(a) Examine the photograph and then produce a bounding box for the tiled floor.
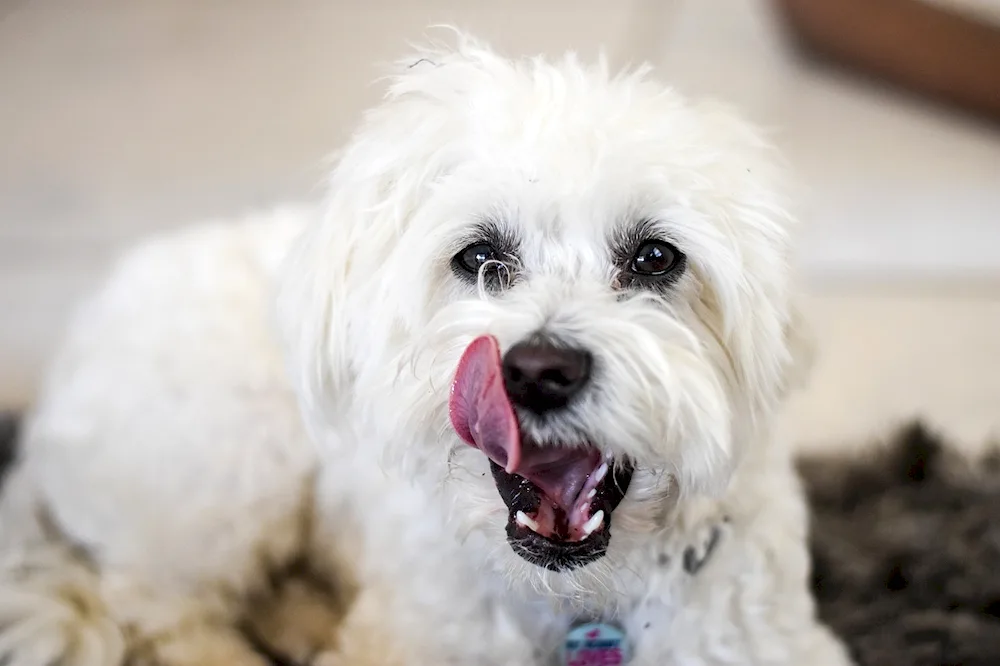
[1,0,999,450]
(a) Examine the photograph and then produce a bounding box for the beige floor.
[1,1,999,452]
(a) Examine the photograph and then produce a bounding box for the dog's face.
[280,36,799,590]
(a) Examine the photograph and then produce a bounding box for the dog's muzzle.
[449,335,634,571]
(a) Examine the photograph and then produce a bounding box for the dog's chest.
[507,597,682,666]
[499,524,727,665]
[496,565,687,665]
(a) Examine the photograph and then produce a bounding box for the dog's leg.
[304,465,539,666]
[329,584,539,666]
[0,465,125,666]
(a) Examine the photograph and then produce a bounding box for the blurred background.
[1,0,999,451]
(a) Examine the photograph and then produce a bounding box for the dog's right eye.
[454,242,500,275]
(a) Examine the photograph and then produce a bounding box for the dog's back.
[0,208,320,666]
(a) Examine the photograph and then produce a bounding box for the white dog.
[0,33,853,666]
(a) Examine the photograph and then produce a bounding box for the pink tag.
[562,621,630,666]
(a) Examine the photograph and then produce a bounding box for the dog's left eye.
[454,242,500,275]
[630,240,682,277]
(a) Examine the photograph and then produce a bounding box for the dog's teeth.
[594,462,608,483]
[516,511,540,532]
[587,488,597,500]
[582,510,604,537]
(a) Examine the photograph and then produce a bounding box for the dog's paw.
[128,626,270,666]
[242,573,345,666]
[0,559,126,666]
[309,651,341,666]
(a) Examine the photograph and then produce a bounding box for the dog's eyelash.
[613,256,687,293]
[609,220,687,292]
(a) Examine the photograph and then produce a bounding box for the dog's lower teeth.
[586,488,596,500]
[582,510,604,537]
[516,510,540,532]
[594,463,609,484]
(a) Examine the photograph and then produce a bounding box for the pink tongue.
[449,335,521,472]
[449,336,600,515]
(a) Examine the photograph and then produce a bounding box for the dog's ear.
[277,33,502,426]
[275,206,353,426]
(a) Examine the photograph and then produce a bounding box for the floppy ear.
[276,32,503,426]
[275,134,441,426]
[275,202,355,426]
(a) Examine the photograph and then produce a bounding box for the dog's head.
[280,33,803,590]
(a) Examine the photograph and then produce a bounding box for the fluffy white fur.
[0,33,852,666]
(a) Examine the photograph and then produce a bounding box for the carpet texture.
[0,412,17,490]
[802,423,1000,666]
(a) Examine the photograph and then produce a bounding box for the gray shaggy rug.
[802,423,1000,666]
[0,412,16,490]
[2,414,999,665]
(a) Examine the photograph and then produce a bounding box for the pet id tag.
[561,621,631,666]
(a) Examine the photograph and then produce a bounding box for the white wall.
[645,0,1000,285]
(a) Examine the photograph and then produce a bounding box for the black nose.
[502,340,592,414]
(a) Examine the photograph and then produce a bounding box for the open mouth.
[449,335,634,571]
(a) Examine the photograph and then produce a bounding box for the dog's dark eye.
[454,242,500,275]
[630,240,681,277]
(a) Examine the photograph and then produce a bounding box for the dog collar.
[561,620,631,665]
